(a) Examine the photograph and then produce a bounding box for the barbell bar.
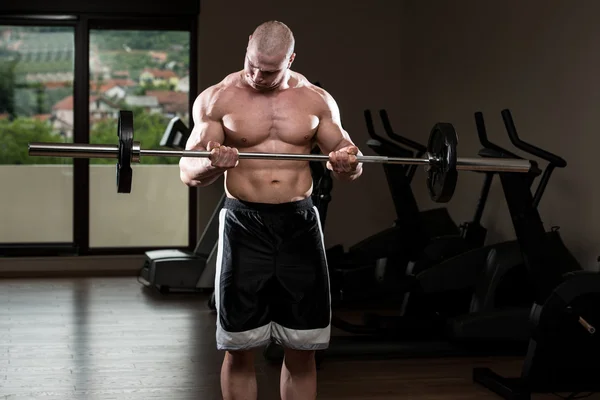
[27,110,538,202]
[27,142,532,170]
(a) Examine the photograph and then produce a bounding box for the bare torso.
[214,71,323,203]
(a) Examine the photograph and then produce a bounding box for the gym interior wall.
[395,1,600,270]
[0,0,199,16]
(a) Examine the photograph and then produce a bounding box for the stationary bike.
[472,110,600,399]
[325,110,494,307]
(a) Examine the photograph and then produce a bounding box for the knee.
[283,349,315,372]
[224,350,255,370]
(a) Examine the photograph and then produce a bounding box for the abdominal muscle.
[218,75,321,204]
[224,159,314,204]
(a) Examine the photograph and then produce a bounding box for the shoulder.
[290,71,338,113]
[192,72,242,118]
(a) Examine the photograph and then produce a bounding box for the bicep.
[185,117,225,151]
[184,90,225,151]
[316,118,353,154]
[315,93,356,154]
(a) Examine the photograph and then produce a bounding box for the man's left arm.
[314,90,363,181]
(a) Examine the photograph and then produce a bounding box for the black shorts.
[214,197,331,351]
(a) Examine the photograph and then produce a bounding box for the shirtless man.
[180,20,363,400]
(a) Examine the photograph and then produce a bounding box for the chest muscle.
[221,91,319,148]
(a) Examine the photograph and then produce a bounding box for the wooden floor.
[0,277,597,400]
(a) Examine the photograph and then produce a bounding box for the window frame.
[0,12,199,257]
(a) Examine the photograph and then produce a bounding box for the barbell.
[27,110,537,202]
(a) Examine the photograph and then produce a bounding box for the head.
[243,20,296,91]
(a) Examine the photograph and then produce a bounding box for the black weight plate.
[426,123,458,203]
[117,110,134,193]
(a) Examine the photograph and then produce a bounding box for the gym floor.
[0,277,593,400]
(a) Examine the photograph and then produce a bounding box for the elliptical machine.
[367,109,492,262]
[472,110,600,399]
[324,122,417,264]
[377,109,490,250]
[396,111,537,319]
[264,108,573,365]
[365,109,462,239]
[325,110,494,307]
[378,110,562,335]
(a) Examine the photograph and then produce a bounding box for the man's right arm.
[179,86,228,187]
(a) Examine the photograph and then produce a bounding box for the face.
[244,42,295,91]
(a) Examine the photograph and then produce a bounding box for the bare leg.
[221,350,257,400]
[280,348,317,400]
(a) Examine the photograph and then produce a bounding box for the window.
[0,25,75,244]
[88,29,191,248]
[0,12,198,256]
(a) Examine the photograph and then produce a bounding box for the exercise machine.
[378,109,489,249]
[365,109,462,240]
[368,109,491,260]
[263,108,570,364]
[383,110,560,331]
[160,116,190,149]
[324,122,416,259]
[324,109,584,364]
[139,117,221,294]
[325,110,495,307]
[369,109,463,239]
[323,129,415,304]
[397,111,537,318]
[323,116,439,305]
[471,110,600,399]
[325,111,452,264]
[306,146,334,227]
[316,79,428,268]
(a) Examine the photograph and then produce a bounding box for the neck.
[276,69,292,90]
[240,69,292,92]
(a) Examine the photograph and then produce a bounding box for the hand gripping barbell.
[27,110,537,202]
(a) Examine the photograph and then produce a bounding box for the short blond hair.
[249,20,295,58]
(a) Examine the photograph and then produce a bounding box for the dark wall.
[398,0,600,270]
[0,0,199,16]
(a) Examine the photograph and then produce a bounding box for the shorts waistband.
[223,197,314,213]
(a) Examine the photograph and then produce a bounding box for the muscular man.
[180,20,363,400]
